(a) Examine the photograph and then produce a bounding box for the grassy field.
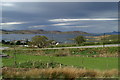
[2,47,118,58]
[102,35,118,41]
[2,47,118,70]
[2,53,118,70]
[2,47,119,78]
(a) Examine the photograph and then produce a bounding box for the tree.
[25,39,29,45]
[16,41,21,45]
[2,40,5,44]
[31,35,48,48]
[74,35,86,45]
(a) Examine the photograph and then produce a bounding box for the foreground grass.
[2,67,119,78]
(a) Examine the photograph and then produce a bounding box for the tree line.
[1,35,86,48]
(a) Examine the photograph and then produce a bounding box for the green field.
[2,54,118,70]
[1,47,119,78]
[2,47,118,70]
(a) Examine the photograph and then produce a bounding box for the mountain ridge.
[0,29,89,34]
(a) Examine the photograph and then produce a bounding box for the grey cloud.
[2,0,119,2]
[2,2,118,33]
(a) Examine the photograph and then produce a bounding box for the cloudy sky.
[1,2,118,33]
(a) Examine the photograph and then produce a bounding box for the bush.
[53,49,70,57]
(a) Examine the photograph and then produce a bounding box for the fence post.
[47,63,49,68]
[33,61,35,68]
[18,62,21,68]
[82,57,84,66]
[59,64,61,68]
[103,33,105,47]
[71,65,73,68]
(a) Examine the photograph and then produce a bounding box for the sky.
[2,0,120,2]
[1,2,118,33]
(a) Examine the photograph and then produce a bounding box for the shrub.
[53,49,70,57]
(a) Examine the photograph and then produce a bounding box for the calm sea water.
[1,33,97,43]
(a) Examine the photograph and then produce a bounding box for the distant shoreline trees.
[74,35,86,45]
[1,35,58,48]
[31,35,48,48]
[30,35,58,48]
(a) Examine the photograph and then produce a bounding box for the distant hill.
[102,35,118,41]
[0,29,89,34]
[92,31,120,36]
[104,31,120,35]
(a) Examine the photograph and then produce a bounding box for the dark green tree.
[2,40,5,44]
[16,41,21,45]
[74,35,86,45]
[31,35,48,48]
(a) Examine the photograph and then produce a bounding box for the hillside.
[101,35,119,41]
[0,29,89,34]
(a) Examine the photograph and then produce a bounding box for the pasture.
[1,47,119,78]
[2,52,118,70]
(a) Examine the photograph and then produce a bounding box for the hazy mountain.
[0,29,89,34]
